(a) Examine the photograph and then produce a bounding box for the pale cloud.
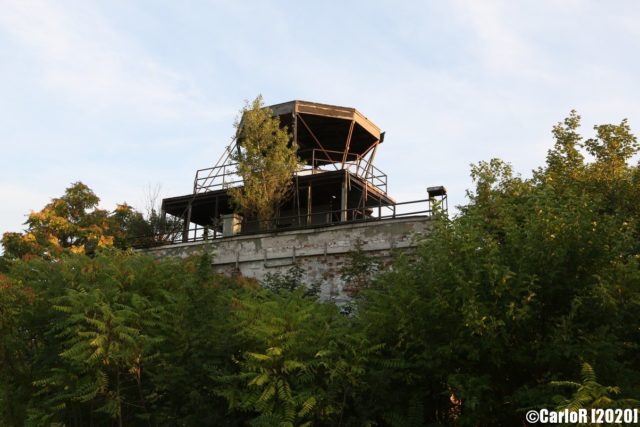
[451,0,549,79]
[0,0,231,122]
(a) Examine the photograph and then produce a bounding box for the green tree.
[3,111,640,426]
[0,250,248,426]
[263,263,320,298]
[550,362,639,413]
[340,239,382,298]
[228,96,300,229]
[356,112,640,425]
[2,182,110,259]
[1,182,162,260]
[217,287,378,426]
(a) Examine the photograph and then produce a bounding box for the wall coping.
[143,215,431,254]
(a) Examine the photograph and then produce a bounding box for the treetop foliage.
[1,111,639,425]
[1,182,167,261]
[228,95,300,227]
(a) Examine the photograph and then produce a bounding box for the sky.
[1,0,640,236]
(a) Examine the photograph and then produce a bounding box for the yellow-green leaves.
[228,95,300,228]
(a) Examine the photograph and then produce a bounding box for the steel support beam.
[297,113,339,171]
[341,120,356,169]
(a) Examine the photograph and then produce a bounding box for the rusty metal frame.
[194,138,237,193]
[296,113,340,171]
[179,101,392,242]
[341,120,356,168]
[364,143,378,180]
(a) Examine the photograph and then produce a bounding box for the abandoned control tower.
[149,100,446,301]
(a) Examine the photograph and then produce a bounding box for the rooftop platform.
[164,169,395,227]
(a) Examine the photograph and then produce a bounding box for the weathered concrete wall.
[145,217,431,302]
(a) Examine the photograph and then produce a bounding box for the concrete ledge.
[144,216,431,264]
[144,216,431,301]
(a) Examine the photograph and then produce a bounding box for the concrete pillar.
[221,213,243,237]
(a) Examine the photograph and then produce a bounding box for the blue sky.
[2,0,640,235]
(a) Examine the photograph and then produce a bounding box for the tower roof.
[265,100,383,164]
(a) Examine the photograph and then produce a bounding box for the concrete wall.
[145,216,431,302]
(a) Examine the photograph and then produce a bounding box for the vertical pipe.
[182,203,192,243]
[214,196,219,239]
[295,176,301,225]
[306,185,312,225]
[293,110,298,149]
[341,170,348,222]
[160,209,167,242]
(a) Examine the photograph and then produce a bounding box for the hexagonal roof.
[266,100,383,164]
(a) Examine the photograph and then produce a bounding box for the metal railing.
[136,198,434,248]
[193,149,388,195]
[194,162,242,193]
[301,148,387,194]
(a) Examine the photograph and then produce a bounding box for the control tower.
[160,100,428,241]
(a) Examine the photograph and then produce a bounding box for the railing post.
[340,171,348,222]
[182,203,192,243]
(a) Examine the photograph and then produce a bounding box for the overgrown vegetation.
[228,95,300,229]
[1,111,640,425]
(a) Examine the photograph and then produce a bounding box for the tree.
[340,239,382,298]
[2,182,112,259]
[216,286,377,426]
[1,182,161,260]
[3,111,640,426]
[355,112,640,425]
[0,250,247,426]
[135,183,184,247]
[228,96,300,229]
[263,263,321,298]
[550,362,639,412]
